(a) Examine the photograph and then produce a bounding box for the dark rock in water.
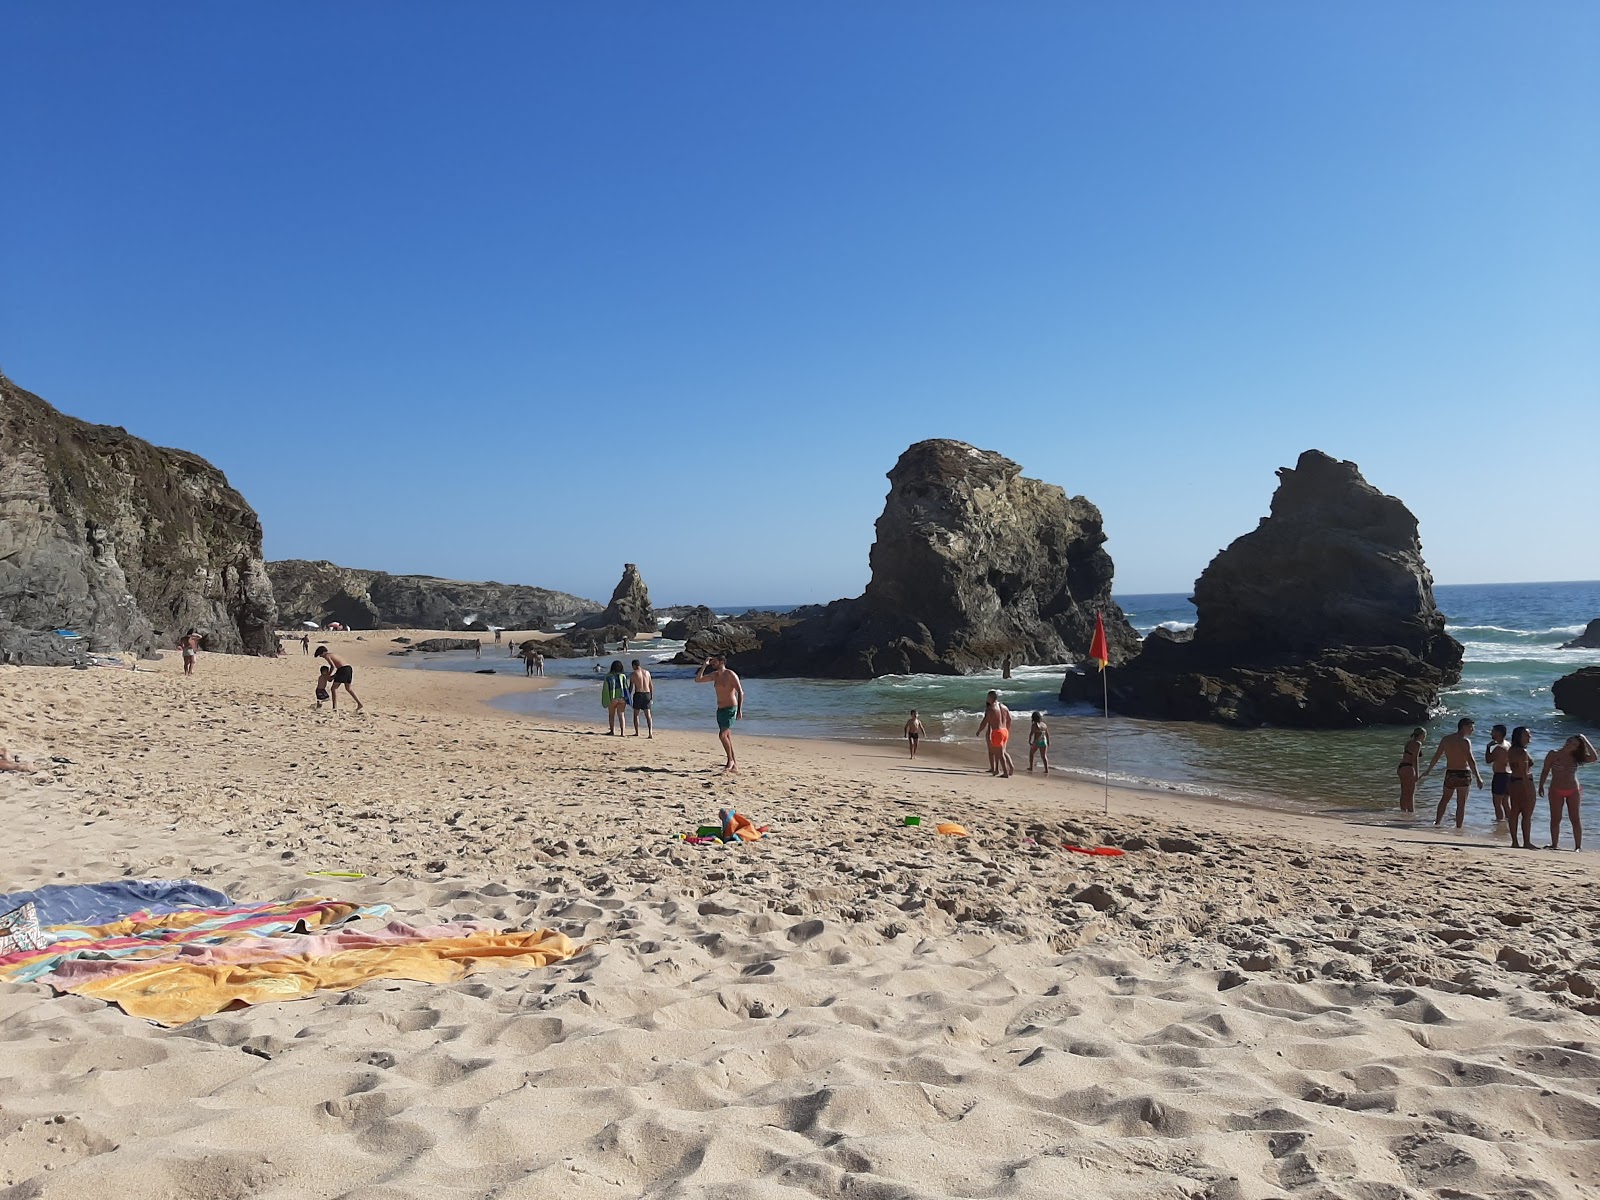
[669,618,799,665]
[0,371,277,661]
[409,638,482,653]
[1552,668,1600,726]
[268,560,598,631]
[735,440,1139,678]
[1064,450,1464,728]
[1560,619,1600,651]
[662,606,719,641]
[570,564,653,635]
[475,668,496,674]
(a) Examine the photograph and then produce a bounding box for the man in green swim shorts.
[694,654,745,773]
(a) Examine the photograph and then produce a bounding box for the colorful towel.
[64,928,579,1025]
[0,903,42,955]
[0,880,232,927]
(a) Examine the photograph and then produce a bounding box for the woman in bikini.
[1027,712,1050,774]
[1507,727,1537,849]
[1397,727,1425,813]
[1538,733,1596,851]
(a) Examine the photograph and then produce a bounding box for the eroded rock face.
[1560,620,1600,651]
[1065,450,1464,727]
[267,560,599,630]
[572,564,653,635]
[661,606,719,642]
[737,440,1140,678]
[1552,668,1600,727]
[0,372,277,659]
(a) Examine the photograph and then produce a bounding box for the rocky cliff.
[1552,668,1600,727]
[1064,450,1464,727]
[0,371,277,661]
[266,560,599,630]
[737,440,1140,678]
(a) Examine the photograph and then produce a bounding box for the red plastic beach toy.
[1062,844,1126,857]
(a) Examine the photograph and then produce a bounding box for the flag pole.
[1101,660,1110,817]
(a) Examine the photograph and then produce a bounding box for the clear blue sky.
[4,3,1596,604]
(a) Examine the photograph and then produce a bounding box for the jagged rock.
[409,638,481,653]
[1065,450,1464,728]
[0,371,277,660]
[1560,619,1600,650]
[1552,668,1600,727]
[733,440,1139,678]
[669,618,799,666]
[570,564,653,635]
[267,560,598,631]
[662,606,719,641]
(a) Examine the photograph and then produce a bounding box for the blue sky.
[4,3,1596,604]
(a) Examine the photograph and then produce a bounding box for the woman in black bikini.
[1507,726,1536,849]
[1397,727,1425,813]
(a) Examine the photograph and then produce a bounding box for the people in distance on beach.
[1484,724,1512,824]
[1396,727,1425,813]
[301,633,311,654]
[494,628,501,643]
[1539,733,1596,851]
[315,664,333,709]
[0,746,35,773]
[629,659,654,738]
[694,653,744,773]
[1002,654,1013,680]
[601,660,630,735]
[178,630,201,675]
[1028,712,1050,774]
[1423,716,1480,828]
[520,643,537,676]
[313,646,365,713]
[904,710,924,758]
[534,650,544,677]
[976,691,1014,778]
[1506,726,1537,849]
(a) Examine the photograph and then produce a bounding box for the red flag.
[1088,611,1109,671]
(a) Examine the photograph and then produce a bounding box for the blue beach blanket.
[0,880,233,927]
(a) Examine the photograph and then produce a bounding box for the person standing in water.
[1539,733,1596,851]
[1396,727,1426,813]
[1423,716,1481,828]
[629,659,654,738]
[1506,726,1538,849]
[694,654,744,772]
[313,646,364,713]
[601,660,630,735]
[976,691,1013,778]
[904,710,924,758]
[1485,724,1512,825]
[1027,712,1050,774]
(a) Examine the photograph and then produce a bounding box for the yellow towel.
[68,928,578,1026]
[935,822,968,836]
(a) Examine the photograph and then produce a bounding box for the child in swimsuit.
[904,710,924,759]
[1028,712,1050,774]
[315,665,332,709]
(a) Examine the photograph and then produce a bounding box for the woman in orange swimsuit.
[1539,733,1596,851]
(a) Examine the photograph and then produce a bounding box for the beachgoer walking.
[904,710,924,758]
[1423,716,1480,827]
[315,665,333,709]
[313,646,364,713]
[629,659,654,738]
[301,634,310,654]
[1028,712,1050,773]
[602,660,630,734]
[1397,727,1425,813]
[1485,724,1512,824]
[1539,733,1596,851]
[976,691,1013,778]
[693,654,744,773]
[178,631,201,676]
[1507,726,1537,848]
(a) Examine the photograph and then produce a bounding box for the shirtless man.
[1423,716,1481,828]
[1539,733,1596,851]
[313,646,365,713]
[1485,724,1512,824]
[521,644,538,676]
[178,631,201,676]
[629,659,655,738]
[301,634,311,655]
[904,710,924,759]
[976,691,1014,778]
[693,654,743,772]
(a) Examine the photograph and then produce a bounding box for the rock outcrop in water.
[1552,668,1600,727]
[661,605,719,642]
[1560,620,1600,651]
[0,371,277,661]
[1063,450,1463,727]
[267,560,599,630]
[736,440,1140,678]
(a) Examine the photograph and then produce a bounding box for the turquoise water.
[408,582,1600,833]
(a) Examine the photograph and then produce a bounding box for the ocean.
[408,581,1600,834]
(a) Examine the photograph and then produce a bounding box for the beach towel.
[65,927,579,1025]
[0,903,42,955]
[0,880,232,927]
[601,672,629,707]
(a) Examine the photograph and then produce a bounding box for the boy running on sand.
[1423,716,1480,828]
[904,711,924,758]
[1027,712,1050,773]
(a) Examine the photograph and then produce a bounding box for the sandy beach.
[3,635,1598,1199]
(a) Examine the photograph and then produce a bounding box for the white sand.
[1,634,1597,1198]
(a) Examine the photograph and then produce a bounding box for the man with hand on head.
[694,654,744,773]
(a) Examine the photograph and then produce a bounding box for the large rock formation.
[0,371,277,661]
[661,605,719,641]
[1064,450,1464,727]
[1552,668,1600,727]
[569,564,653,637]
[267,560,599,630]
[736,440,1140,678]
[1560,620,1600,651]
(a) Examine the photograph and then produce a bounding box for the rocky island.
[1064,450,1464,727]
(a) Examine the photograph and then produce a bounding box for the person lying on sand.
[0,746,36,773]
[1539,733,1596,851]
[1423,716,1480,828]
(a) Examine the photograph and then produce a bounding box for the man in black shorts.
[628,659,654,738]
[313,646,365,713]
[1423,716,1481,827]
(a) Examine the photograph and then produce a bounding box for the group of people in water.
[1399,717,1595,849]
